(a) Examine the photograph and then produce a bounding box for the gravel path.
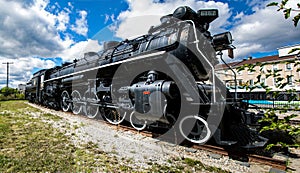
[27,103,299,172]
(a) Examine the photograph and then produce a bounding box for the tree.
[0,87,16,96]
[267,0,300,27]
[0,87,24,100]
[236,60,300,150]
[251,1,300,150]
[267,0,300,55]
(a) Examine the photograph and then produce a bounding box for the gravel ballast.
[27,102,300,172]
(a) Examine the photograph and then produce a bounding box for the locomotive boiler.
[25,6,267,148]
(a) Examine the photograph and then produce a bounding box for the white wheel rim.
[61,90,71,112]
[71,90,82,115]
[179,115,211,144]
[130,111,147,131]
[85,92,99,118]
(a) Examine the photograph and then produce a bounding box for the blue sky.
[51,0,255,40]
[0,0,299,88]
[46,0,259,44]
[46,0,128,41]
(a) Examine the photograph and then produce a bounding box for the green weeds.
[0,101,227,172]
[0,101,133,172]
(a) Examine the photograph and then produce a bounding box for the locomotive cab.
[25,69,47,104]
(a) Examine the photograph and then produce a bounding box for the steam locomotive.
[25,6,267,148]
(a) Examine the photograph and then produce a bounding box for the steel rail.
[192,144,287,170]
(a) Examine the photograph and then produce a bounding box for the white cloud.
[71,10,88,36]
[56,10,70,31]
[0,0,94,88]
[0,38,103,88]
[2,0,300,88]
[233,12,245,21]
[246,0,268,8]
[110,14,116,22]
[68,2,74,10]
[0,0,91,60]
[231,0,300,59]
[104,13,116,24]
[58,39,103,62]
[0,0,75,58]
[116,0,300,61]
[115,15,161,39]
[0,57,56,88]
[104,14,110,24]
[114,0,231,39]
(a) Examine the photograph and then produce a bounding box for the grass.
[0,101,228,172]
[42,113,63,121]
[148,157,230,173]
[0,101,133,172]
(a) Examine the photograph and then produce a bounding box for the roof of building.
[277,43,300,49]
[216,54,298,70]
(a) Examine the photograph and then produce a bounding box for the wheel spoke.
[102,108,126,125]
[84,91,99,118]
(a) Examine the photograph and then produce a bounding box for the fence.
[244,99,300,110]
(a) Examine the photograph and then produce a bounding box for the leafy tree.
[267,0,300,55]
[236,60,300,150]
[267,0,300,27]
[0,87,16,96]
[0,87,24,100]
[243,1,300,150]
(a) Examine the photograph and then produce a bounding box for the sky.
[0,0,299,88]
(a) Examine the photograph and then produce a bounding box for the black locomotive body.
[25,6,267,148]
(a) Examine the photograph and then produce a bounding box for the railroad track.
[117,125,287,170]
[112,122,288,170]
[193,145,287,171]
[92,113,288,171]
[28,102,288,171]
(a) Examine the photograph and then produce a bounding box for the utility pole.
[2,62,13,88]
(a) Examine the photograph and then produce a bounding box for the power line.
[2,62,14,88]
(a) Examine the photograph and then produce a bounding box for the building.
[216,44,300,91]
[18,84,26,94]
